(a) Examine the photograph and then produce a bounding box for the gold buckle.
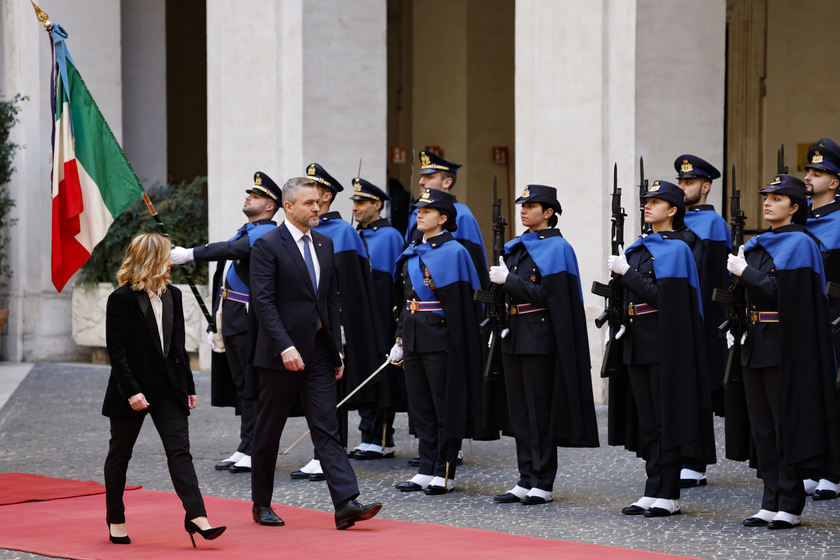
[750,312,758,324]
[510,307,518,315]
[409,300,418,314]
[222,289,229,300]
[628,303,636,316]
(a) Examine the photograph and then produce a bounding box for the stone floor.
[1,362,840,559]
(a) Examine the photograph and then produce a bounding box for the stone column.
[207,0,387,245]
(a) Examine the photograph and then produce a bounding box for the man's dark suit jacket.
[250,221,342,369]
[102,285,195,420]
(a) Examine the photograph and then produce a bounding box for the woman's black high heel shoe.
[107,523,131,544]
[184,520,226,547]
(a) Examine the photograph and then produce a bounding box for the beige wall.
[764,0,840,181]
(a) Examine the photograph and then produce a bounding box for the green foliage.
[0,94,25,290]
[78,176,209,288]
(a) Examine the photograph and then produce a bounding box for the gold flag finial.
[30,1,51,29]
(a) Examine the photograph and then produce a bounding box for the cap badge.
[255,173,262,186]
[813,151,824,164]
[420,190,432,200]
[649,180,661,192]
[521,186,530,198]
[680,159,694,173]
[420,152,431,166]
[770,176,782,186]
[354,179,362,192]
[307,164,316,176]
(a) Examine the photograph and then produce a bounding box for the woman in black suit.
[104,233,225,546]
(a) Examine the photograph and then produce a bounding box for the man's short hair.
[441,171,457,188]
[282,177,318,205]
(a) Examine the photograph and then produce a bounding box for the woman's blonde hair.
[116,233,173,293]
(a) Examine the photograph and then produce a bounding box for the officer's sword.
[283,357,395,454]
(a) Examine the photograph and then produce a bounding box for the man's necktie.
[302,235,318,291]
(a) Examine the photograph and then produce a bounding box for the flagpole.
[33,1,216,332]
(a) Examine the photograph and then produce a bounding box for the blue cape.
[397,235,481,292]
[315,212,367,257]
[744,228,825,281]
[625,233,703,312]
[360,224,404,280]
[684,208,732,247]
[225,222,276,295]
[504,230,583,301]
[806,210,840,253]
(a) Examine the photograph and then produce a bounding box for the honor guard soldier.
[170,172,280,474]
[349,177,406,460]
[674,155,730,488]
[288,164,386,481]
[606,180,716,518]
[801,139,840,501]
[406,150,489,287]
[390,189,488,494]
[726,174,840,529]
[489,185,599,505]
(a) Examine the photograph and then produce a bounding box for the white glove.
[604,327,610,347]
[489,256,509,285]
[207,331,224,353]
[388,342,404,364]
[741,331,747,345]
[607,246,630,275]
[501,328,509,339]
[170,246,194,265]
[727,246,747,277]
[341,325,346,347]
[725,331,734,349]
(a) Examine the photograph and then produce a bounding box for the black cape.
[503,229,599,447]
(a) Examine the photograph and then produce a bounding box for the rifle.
[473,176,507,379]
[711,165,747,387]
[639,157,652,236]
[777,144,788,175]
[591,164,626,378]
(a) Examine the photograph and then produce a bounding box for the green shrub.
[0,95,24,290]
[78,176,209,288]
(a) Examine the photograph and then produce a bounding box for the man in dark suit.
[249,176,382,530]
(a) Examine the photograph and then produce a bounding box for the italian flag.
[50,28,144,292]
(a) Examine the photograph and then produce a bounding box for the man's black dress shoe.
[813,489,838,501]
[290,470,309,479]
[407,456,420,467]
[621,505,646,515]
[493,492,521,503]
[521,496,549,505]
[423,484,452,495]
[229,465,251,473]
[252,504,285,526]
[767,520,799,530]
[215,460,235,471]
[395,481,424,492]
[644,507,680,517]
[356,450,395,460]
[309,472,326,481]
[347,449,361,459]
[742,517,769,527]
[679,478,707,488]
[335,500,382,530]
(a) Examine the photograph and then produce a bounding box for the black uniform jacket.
[250,222,342,371]
[195,218,276,407]
[734,224,840,475]
[103,285,195,421]
[316,212,386,409]
[501,229,599,447]
[609,232,716,465]
[395,232,497,440]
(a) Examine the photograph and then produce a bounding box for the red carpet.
[0,476,699,560]
[0,472,139,505]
